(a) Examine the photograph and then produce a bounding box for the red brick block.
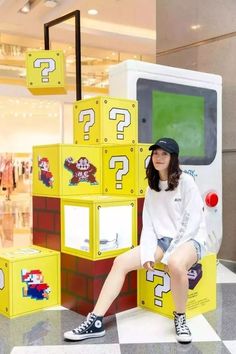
[33,212,38,229]
[61,253,77,271]
[106,301,118,316]
[117,293,137,313]
[120,276,129,293]
[62,255,137,316]
[87,277,104,301]
[61,291,77,312]
[77,298,93,316]
[129,271,137,291]
[77,257,113,276]
[77,258,94,276]
[33,196,46,209]
[54,214,60,233]
[33,230,47,247]
[38,211,55,231]
[61,269,68,290]
[94,258,113,276]
[46,197,60,210]
[47,233,60,251]
[67,273,87,297]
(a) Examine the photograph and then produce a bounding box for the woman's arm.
[162,175,204,264]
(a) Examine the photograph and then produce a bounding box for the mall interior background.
[0,0,235,262]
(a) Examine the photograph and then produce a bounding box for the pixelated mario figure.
[64,156,98,185]
[21,269,51,300]
[38,156,54,187]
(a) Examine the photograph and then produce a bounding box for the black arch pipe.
[44,10,81,100]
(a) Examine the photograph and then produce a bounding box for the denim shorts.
[157,237,203,262]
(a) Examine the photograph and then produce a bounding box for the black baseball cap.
[149,137,179,155]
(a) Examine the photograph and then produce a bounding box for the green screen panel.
[137,78,217,165]
[152,90,205,157]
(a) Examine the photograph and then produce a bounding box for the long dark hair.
[146,151,182,192]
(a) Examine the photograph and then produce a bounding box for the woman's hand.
[143,261,154,271]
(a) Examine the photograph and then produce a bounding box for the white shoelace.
[73,313,95,334]
[174,314,191,335]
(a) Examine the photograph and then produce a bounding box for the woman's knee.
[112,247,141,273]
[113,254,123,268]
[112,253,130,274]
[168,257,187,277]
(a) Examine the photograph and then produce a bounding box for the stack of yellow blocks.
[33,96,151,261]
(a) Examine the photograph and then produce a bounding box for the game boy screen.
[137,78,217,165]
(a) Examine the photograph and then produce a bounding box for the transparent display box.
[61,195,137,260]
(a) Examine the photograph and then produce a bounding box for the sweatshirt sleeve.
[161,175,204,265]
[140,188,158,267]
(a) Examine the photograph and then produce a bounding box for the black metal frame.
[44,10,81,100]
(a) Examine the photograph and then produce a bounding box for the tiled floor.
[0,194,236,353]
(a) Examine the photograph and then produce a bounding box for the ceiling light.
[88,9,98,15]
[44,0,58,8]
[19,2,31,14]
[191,24,201,30]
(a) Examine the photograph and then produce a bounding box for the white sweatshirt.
[140,172,208,266]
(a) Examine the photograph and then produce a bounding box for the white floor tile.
[44,305,68,311]
[10,344,121,354]
[217,263,236,283]
[116,307,221,344]
[223,340,236,354]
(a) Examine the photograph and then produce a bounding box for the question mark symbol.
[0,269,4,290]
[145,155,151,169]
[78,109,95,140]
[109,108,131,139]
[109,156,129,189]
[146,269,170,306]
[34,58,56,83]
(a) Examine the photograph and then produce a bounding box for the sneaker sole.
[176,335,192,344]
[64,330,106,341]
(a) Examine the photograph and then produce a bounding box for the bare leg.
[93,246,142,316]
[167,241,198,313]
[64,245,164,341]
[93,245,164,316]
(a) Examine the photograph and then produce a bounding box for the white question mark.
[78,109,95,140]
[0,269,4,290]
[145,155,151,169]
[146,269,170,306]
[34,58,56,83]
[109,156,129,189]
[109,108,131,139]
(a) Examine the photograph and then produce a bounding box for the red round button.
[205,192,218,207]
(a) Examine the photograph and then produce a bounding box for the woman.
[64,137,208,344]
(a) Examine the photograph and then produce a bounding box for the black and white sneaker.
[64,313,105,341]
[173,311,192,344]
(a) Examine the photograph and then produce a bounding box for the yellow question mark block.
[73,96,138,145]
[32,143,102,197]
[138,253,216,319]
[103,144,150,196]
[0,245,60,318]
[26,50,66,95]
